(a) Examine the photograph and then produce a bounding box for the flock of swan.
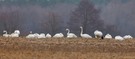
[2,26,133,41]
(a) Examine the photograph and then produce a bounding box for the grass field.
[0,37,135,59]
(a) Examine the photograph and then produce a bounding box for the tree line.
[0,0,119,36]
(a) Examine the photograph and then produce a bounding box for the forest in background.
[0,0,135,37]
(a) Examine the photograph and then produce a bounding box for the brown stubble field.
[0,37,135,59]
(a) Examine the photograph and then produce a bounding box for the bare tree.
[42,12,63,35]
[0,10,21,33]
[104,25,120,36]
[68,0,104,35]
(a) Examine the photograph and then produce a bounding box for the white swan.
[10,30,20,37]
[66,29,77,38]
[3,30,9,37]
[80,26,92,38]
[60,33,64,37]
[53,33,64,38]
[123,35,133,39]
[94,30,103,39]
[104,34,112,39]
[26,31,35,38]
[46,33,52,38]
[14,30,20,35]
[115,36,124,41]
[33,33,40,38]
[38,33,46,39]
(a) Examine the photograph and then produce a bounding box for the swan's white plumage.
[46,33,52,38]
[38,33,46,39]
[115,36,124,41]
[104,34,112,39]
[26,34,35,38]
[94,30,103,38]
[66,29,77,38]
[53,33,64,38]
[10,33,19,37]
[3,30,9,37]
[80,26,92,38]
[14,30,20,34]
[123,35,133,39]
[26,31,35,38]
[9,30,20,37]
[33,33,40,38]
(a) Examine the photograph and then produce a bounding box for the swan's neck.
[80,28,83,35]
[67,29,70,34]
[4,31,8,34]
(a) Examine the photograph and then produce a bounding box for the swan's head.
[80,26,82,28]
[14,30,20,34]
[3,30,7,33]
[66,29,69,31]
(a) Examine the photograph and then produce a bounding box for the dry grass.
[0,37,135,59]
